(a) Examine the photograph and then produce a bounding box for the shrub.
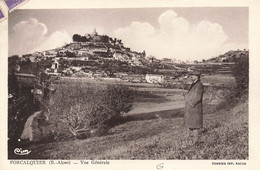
[232,55,249,97]
[52,83,134,138]
[104,84,134,118]
[214,54,249,111]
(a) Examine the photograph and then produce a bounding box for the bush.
[104,84,135,117]
[232,55,249,97]
[51,83,134,139]
[214,54,249,111]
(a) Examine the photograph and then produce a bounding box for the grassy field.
[15,97,248,159]
[9,73,248,160]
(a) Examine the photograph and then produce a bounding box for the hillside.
[206,50,249,63]
[10,30,249,80]
[20,29,147,68]
[10,94,248,160]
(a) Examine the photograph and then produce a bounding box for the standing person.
[184,71,205,143]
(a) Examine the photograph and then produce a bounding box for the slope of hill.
[21,30,147,66]
[207,50,249,63]
[12,97,248,160]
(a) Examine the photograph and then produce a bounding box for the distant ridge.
[206,49,249,63]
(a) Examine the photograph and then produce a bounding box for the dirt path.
[129,100,185,115]
[129,94,185,115]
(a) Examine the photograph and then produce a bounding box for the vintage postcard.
[1,0,260,170]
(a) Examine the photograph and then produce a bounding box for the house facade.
[145,74,165,84]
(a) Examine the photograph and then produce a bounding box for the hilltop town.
[9,28,249,86]
[20,29,147,72]
[9,29,182,83]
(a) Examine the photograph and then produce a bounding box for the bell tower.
[92,28,97,36]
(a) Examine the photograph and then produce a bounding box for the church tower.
[92,28,97,36]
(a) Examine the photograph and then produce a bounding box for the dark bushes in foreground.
[232,54,249,97]
[51,83,134,139]
[215,54,248,111]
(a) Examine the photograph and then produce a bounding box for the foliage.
[8,55,20,73]
[65,51,76,58]
[8,94,40,142]
[72,34,88,42]
[214,53,249,111]
[104,84,135,118]
[19,100,248,159]
[19,59,39,75]
[8,71,19,95]
[51,83,134,138]
[37,58,52,70]
[232,55,249,97]
[8,55,41,75]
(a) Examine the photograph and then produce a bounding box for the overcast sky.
[8,8,248,61]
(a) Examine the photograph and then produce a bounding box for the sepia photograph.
[6,7,250,160]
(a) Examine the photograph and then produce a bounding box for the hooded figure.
[184,71,204,130]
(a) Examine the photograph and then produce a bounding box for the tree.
[80,36,87,42]
[232,54,249,97]
[101,60,119,77]
[72,34,81,42]
[65,51,76,58]
[59,84,134,138]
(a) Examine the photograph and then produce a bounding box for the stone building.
[145,74,165,84]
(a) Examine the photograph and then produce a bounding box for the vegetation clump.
[51,83,134,139]
[232,54,249,97]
